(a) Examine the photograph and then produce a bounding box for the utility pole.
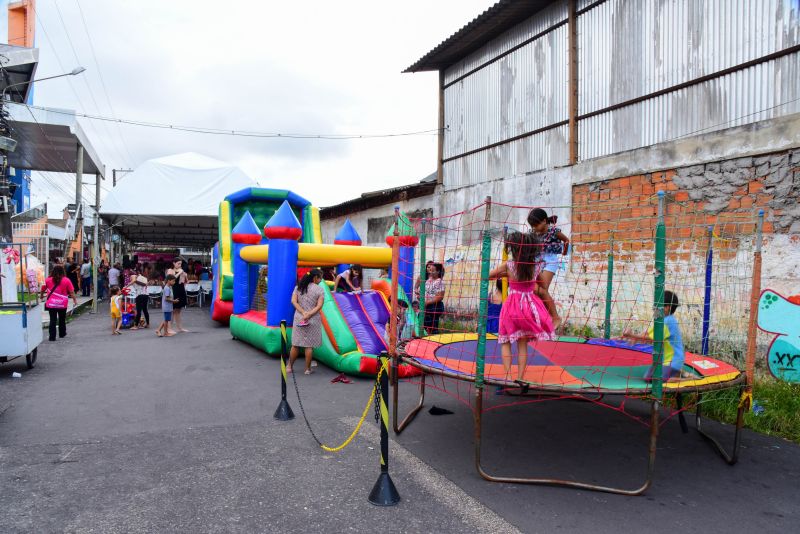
[92,172,102,312]
[75,144,84,263]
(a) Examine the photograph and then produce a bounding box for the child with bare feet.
[527,208,570,331]
[156,275,178,337]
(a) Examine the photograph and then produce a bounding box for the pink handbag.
[45,285,69,309]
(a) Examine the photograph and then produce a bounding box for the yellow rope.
[320,364,385,452]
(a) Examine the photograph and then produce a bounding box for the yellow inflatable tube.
[239,243,392,268]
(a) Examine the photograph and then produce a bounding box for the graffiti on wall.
[758,290,800,383]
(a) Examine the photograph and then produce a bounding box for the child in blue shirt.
[625,290,685,381]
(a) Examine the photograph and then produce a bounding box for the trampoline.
[394,333,747,495]
[402,333,743,394]
[383,195,761,495]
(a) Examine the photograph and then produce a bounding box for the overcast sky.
[25,0,496,214]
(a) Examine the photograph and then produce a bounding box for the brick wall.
[572,147,800,260]
[561,148,800,349]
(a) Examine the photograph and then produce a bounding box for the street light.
[0,66,87,247]
[1,66,87,102]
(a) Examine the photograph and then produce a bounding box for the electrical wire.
[73,0,137,166]
[20,103,442,139]
[51,0,132,168]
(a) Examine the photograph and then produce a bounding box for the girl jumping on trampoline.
[527,208,570,331]
[490,232,555,392]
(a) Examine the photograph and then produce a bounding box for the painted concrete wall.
[320,194,435,247]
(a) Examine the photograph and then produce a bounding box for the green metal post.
[604,238,614,339]
[475,198,492,389]
[418,220,427,329]
[651,191,667,399]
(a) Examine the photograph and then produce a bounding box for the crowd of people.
[40,256,211,342]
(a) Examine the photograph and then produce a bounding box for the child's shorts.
[111,312,121,319]
[164,311,173,321]
[541,253,561,274]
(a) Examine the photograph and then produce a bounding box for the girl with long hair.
[489,232,554,392]
[289,269,325,374]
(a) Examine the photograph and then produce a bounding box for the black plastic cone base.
[273,399,295,421]
[368,472,401,506]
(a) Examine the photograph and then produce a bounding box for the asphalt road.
[1,308,797,533]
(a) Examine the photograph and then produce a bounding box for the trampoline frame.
[393,354,746,495]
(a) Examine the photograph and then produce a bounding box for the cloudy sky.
[22,0,496,213]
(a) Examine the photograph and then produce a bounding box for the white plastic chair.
[185,282,201,307]
[147,285,163,308]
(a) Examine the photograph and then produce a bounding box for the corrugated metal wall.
[442,0,800,190]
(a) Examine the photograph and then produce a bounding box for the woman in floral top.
[421,262,446,335]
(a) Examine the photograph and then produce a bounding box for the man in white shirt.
[108,263,121,288]
[80,259,92,297]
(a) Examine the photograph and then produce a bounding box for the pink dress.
[497,261,554,344]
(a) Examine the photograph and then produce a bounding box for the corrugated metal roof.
[403,0,557,73]
[319,173,437,220]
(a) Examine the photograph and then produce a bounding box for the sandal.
[515,380,530,395]
[304,369,313,375]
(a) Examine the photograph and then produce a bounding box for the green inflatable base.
[229,314,376,377]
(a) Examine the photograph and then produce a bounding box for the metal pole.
[75,144,84,263]
[651,191,666,399]
[112,169,116,187]
[744,211,764,390]
[436,70,445,184]
[604,237,614,339]
[274,320,295,420]
[501,225,508,301]
[567,0,578,165]
[92,173,100,312]
[701,226,713,355]
[475,196,492,390]
[368,353,400,506]
[418,220,427,332]
[389,207,401,385]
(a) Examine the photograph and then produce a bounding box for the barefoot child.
[156,275,178,337]
[489,232,555,392]
[623,290,685,381]
[527,208,570,331]
[110,286,122,335]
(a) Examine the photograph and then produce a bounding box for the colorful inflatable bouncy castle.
[211,188,420,376]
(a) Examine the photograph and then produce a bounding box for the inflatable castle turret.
[264,201,303,327]
[334,219,362,275]
[231,211,262,315]
[385,209,418,299]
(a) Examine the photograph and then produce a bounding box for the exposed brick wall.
[572,148,800,259]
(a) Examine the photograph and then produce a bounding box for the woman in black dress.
[167,257,189,333]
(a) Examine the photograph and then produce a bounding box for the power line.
[22,104,442,140]
[48,1,133,168]
[73,0,137,166]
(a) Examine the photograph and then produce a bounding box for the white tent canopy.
[100,152,258,248]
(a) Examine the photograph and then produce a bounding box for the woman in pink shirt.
[40,264,79,342]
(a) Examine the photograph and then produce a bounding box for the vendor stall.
[0,243,42,369]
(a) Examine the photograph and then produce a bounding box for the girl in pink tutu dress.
[489,231,555,390]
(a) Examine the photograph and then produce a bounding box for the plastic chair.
[147,285,163,308]
[185,282,201,307]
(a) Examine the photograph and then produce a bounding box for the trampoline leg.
[393,373,425,435]
[676,394,689,434]
[695,390,744,465]
[474,389,659,496]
